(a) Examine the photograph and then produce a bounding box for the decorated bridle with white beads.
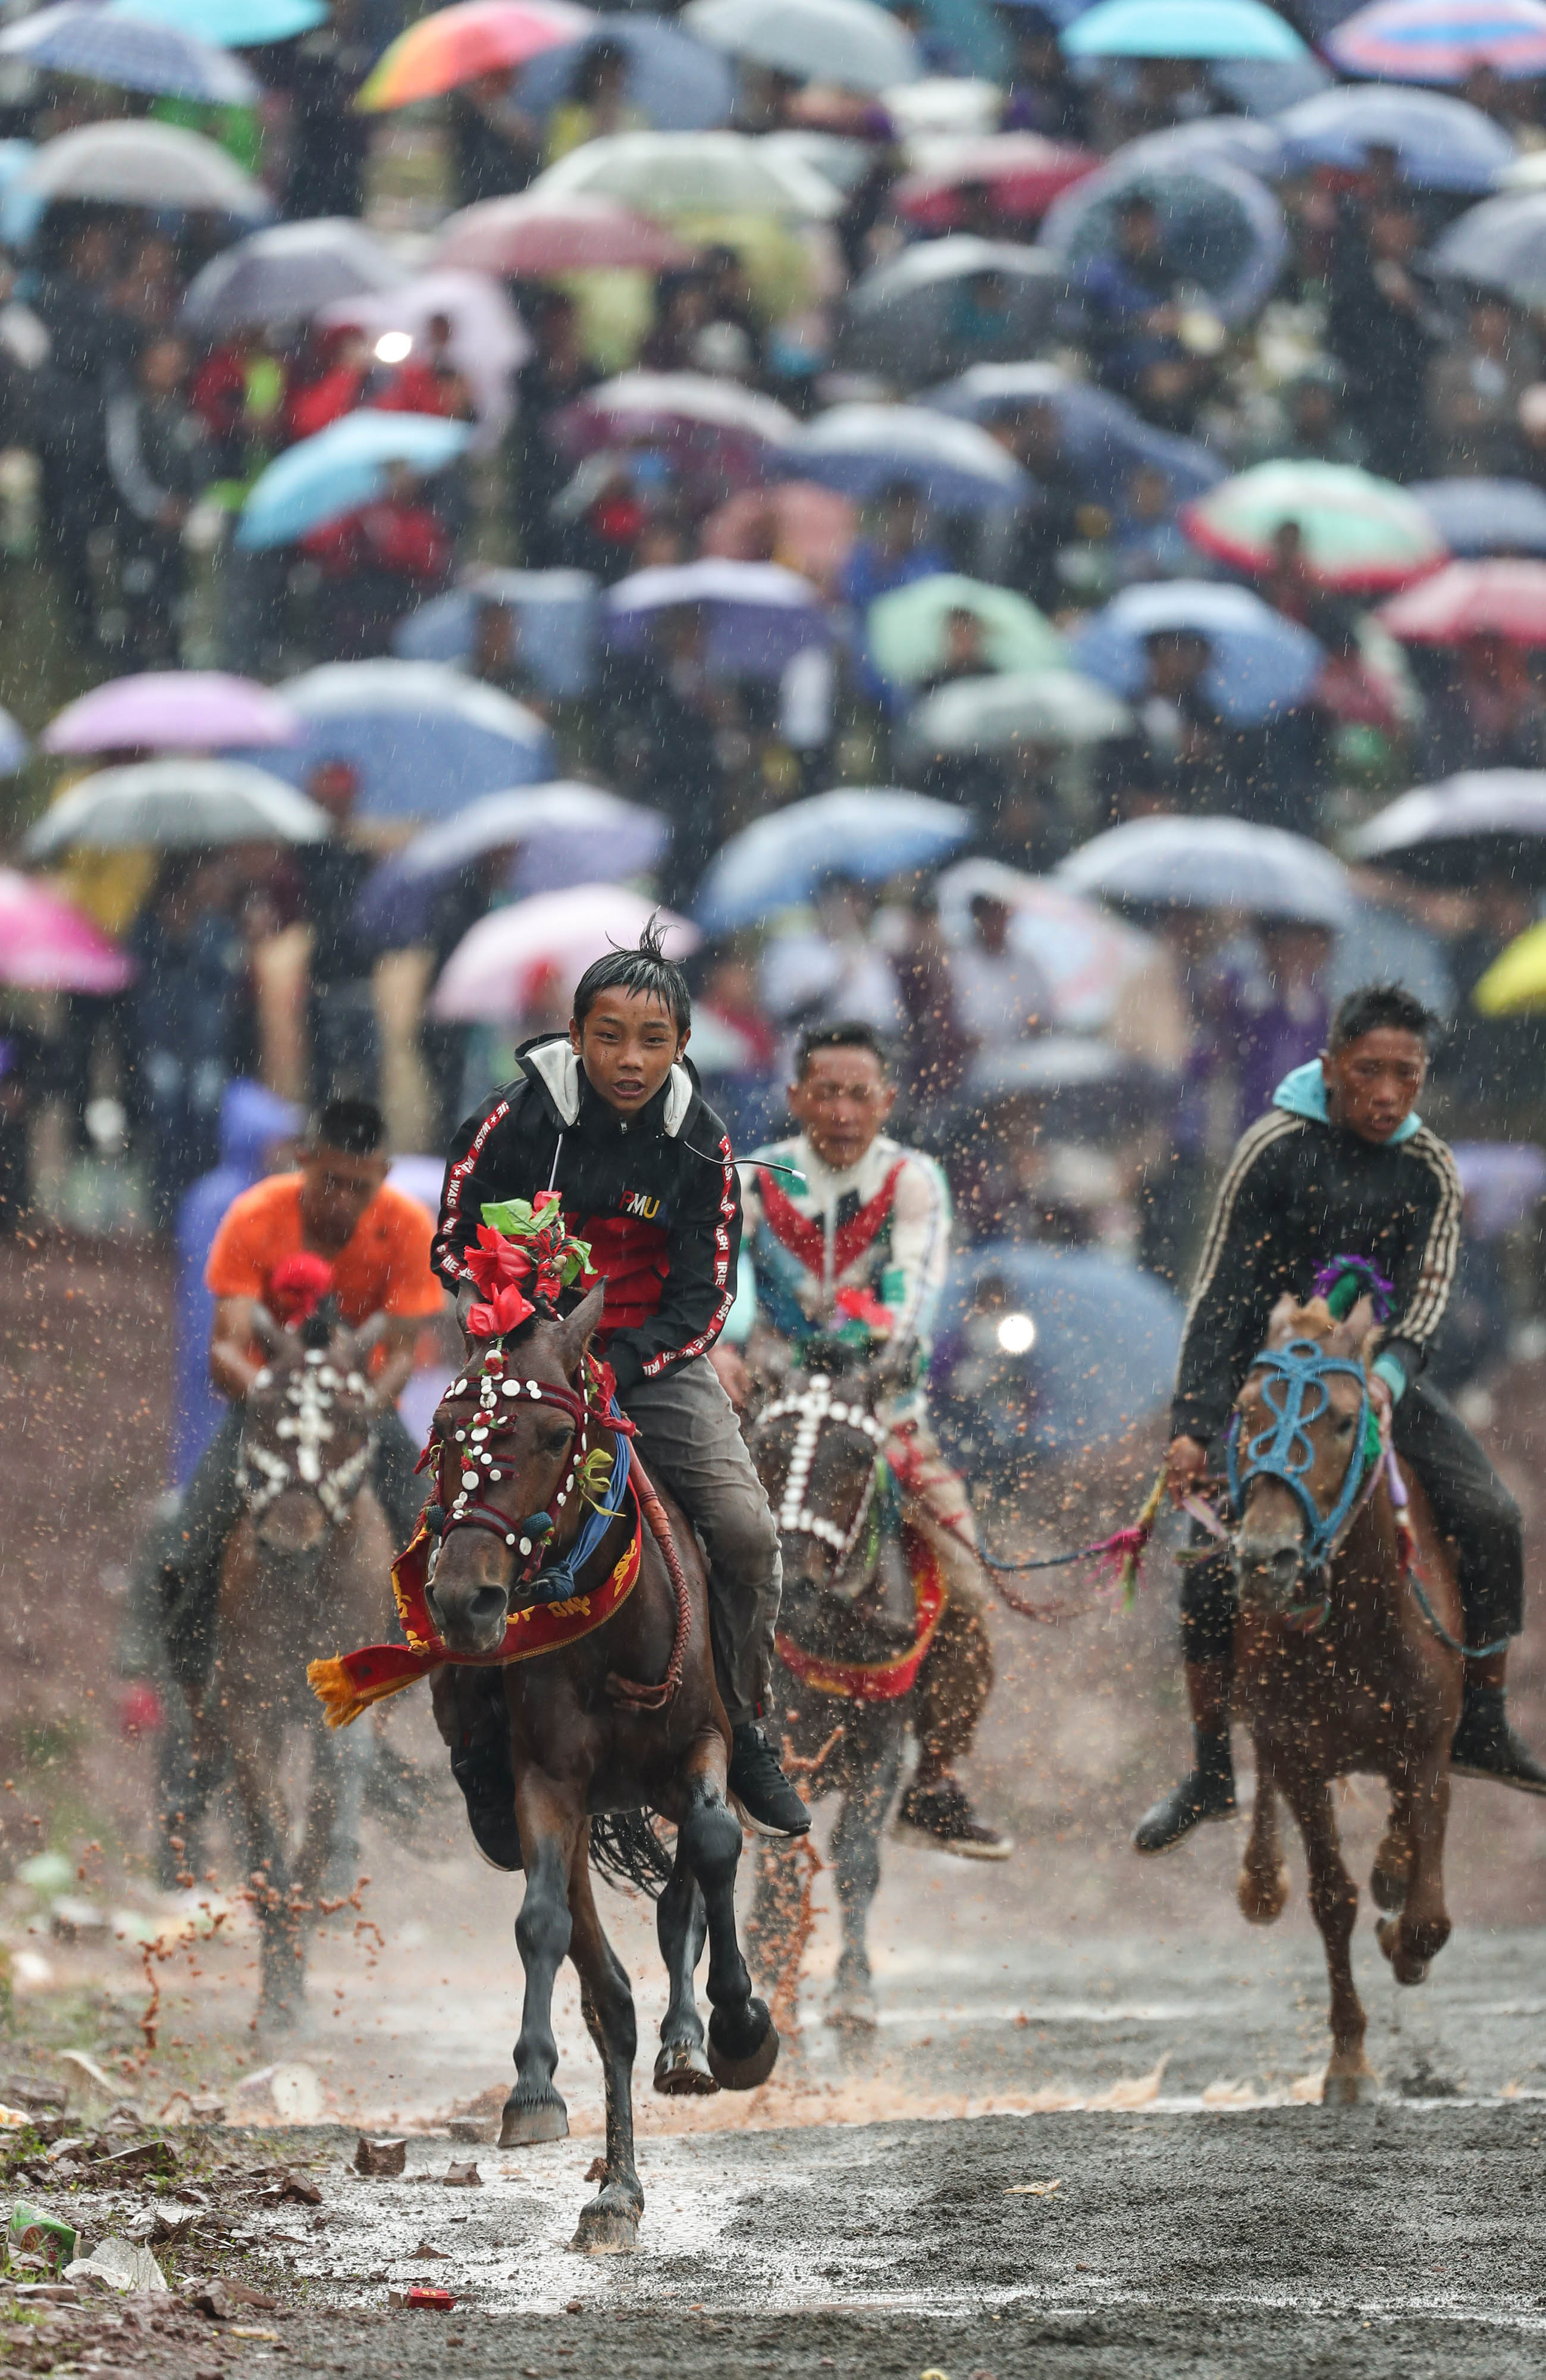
[758,1371,889,1577]
[239,1342,378,1530]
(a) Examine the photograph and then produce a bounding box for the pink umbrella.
[0,870,134,994]
[896,133,1102,230]
[430,885,698,1022]
[430,192,696,276]
[43,672,299,756]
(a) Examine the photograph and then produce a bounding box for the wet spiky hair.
[572,915,690,1035]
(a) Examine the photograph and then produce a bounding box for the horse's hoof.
[707,2000,780,2091]
[1236,1864,1290,1927]
[498,2094,569,2147]
[653,2040,719,2097]
[568,2191,641,2256]
[1371,1864,1409,1914]
[1376,1915,1432,1986]
[1322,2066,1382,2107]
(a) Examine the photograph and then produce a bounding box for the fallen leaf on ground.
[354,2135,407,2178]
[1005,2180,1062,2197]
[408,2243,452,2260]
[443,2161,481,2188]
[1087,2055,1169,2110]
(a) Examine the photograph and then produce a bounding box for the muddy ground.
[3,1235,1546,2376]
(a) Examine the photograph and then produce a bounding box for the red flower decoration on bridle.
[269,1251,337,1324]
[465,1221,533,1298]
[466,1280,537,1338]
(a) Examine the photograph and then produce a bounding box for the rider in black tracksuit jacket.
[1135,1006,1546,1858]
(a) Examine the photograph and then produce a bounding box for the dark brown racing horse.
[423,1283,777,2252]
[1227,1289,1464,2103]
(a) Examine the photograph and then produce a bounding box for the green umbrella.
[1183,460,1447,593]
[867,573,1064,687]
[905,668,1132,756]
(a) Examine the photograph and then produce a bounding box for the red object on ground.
[895,133,1101,229]
[403,2285,457,2311]
[1376,559,1546,646]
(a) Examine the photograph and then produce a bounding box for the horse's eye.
[539,1425,572,1457]
[1337,1416,1354,1435]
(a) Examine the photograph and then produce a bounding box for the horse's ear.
[1266,1293,1303,1344]
[1332,1297,1379,1357]
[352,1310,389,1356]
[250,1305,282,1352]
[557,1281,607,1373]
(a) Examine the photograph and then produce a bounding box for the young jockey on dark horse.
[431,924,811,1852]
[1137,981,1545,1857]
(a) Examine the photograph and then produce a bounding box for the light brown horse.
[1229,1292,1463,2104]
[195,1302,392,2031]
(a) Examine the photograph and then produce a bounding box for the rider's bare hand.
[1165,1435,1209,1505]
[710,1344,751,1410]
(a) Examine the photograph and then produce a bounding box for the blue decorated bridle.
[1227,1336,1385,1576]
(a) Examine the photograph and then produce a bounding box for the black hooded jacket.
[433,1037,739,1395]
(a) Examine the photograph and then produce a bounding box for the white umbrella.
[318,269,532,448]
[431,886,699,1022]
[23,760,330,857]
[181,217,407,333]
[683,0,919,92]
[905,669,1133,756]
[531,127,843,219]
[8,119,266,219]
[783,402,1030,513]
[571,369,799,449]
[934,857,1152,1029]
[1056,815,1356,927]
[392,784,668,887]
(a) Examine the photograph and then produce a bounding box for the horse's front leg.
[676,1737,779,2091]
[1282,1769,1374,2104]
[567,1836,644,2253]
[224,1696,304,2031]
[501,1768,582,2147]
[653,1841,716,2096]
[828,1713,903,2031]
[1237,1743,1290,1925]
[1377,1746,1452,1985]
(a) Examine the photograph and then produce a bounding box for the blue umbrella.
[106,0,327,43]
[933,1244,1183,1465]
[394,569,600,697]
[236,411,472,551]
[254,661,553,824]
[0,5,259,101]
[696,788,973,930]
[1275,84,1515,192]
[357,784,671,943]
[1042,155,1288,325]
[779,405,1030,516]
[1063,0,1305,54]
[0,705,27,776]
[1105,114,1289,178]
[1409,478,1546,558]
[1212,52,1333,105]
[1058,813,1356,926]
[516,17,735,132]
[1070,580,1325,722]
[929,361,1225,505]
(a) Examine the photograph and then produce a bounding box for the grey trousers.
[625,1354,782,1730]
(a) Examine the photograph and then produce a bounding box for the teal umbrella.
[237,411,473,550]
[1063,0,1306,57]
[106,0,326,44]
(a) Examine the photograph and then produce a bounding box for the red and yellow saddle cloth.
[307,1492,644,1729]
[773,1532,946,1705]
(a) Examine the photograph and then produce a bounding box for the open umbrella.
[393,568,600,696]
[556,372,798,489]
[1428,190,1546,307]
[929,359,1224,505]
[358,785,670,942]
[429,192,695,277]
[1328,0,1546,77]
[836,238,1064,383]
[1058,814,1356,926]
[106,0,324,39]
[1376,559,1546,643]
[21,761,330,858]
[1276,84,1514,190]
[531,129,842,219]
[1103,114,1288,178]
[43,672,299,756]
[182,219,406,336]
[1349,770,1546,885]
[0,707,27,775]
[261,661,553,823]
[517,17,735,132]
[894,133,1100,230]
[359,0,594,108]
[701,483,857,593]
[318,271,532,444]
[0,872,135,995]
[780,404,1029,514]
[935,858,1152,1028]
[0,4,259,101]
[696,788,973,931]
[3,121,268,234]
[867,574,1064,685]
[1062,0,1306,54]
[603,559,830,677]
[431,885,698,1022]
[905,668,1133,759]
[1041,155,1288,325]
[1183,460,1447,591]
[1070,581,1325,722]
[684,0,918,87]
[236,411,473,550]
[1409,477,1546,558]
[1475,917,1546,1010]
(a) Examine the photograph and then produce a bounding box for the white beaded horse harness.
[238,1342,378,1531]
[758,1371,890,1577]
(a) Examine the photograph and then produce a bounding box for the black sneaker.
[1450,1693,1546,1796]
[729,1723,811,1839]
[896,1780,1012,1861]
[1133,1762,1237,1856]
[449,1741,523,1871]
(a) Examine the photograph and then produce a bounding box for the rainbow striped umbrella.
[1328,0,1546,80]
[1183,461,1447,593]
[359,0,593,109]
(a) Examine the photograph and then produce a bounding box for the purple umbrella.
[42,671,300,756]
[603,559,831,678]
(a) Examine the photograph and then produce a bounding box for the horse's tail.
[588,1812,673,1900]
